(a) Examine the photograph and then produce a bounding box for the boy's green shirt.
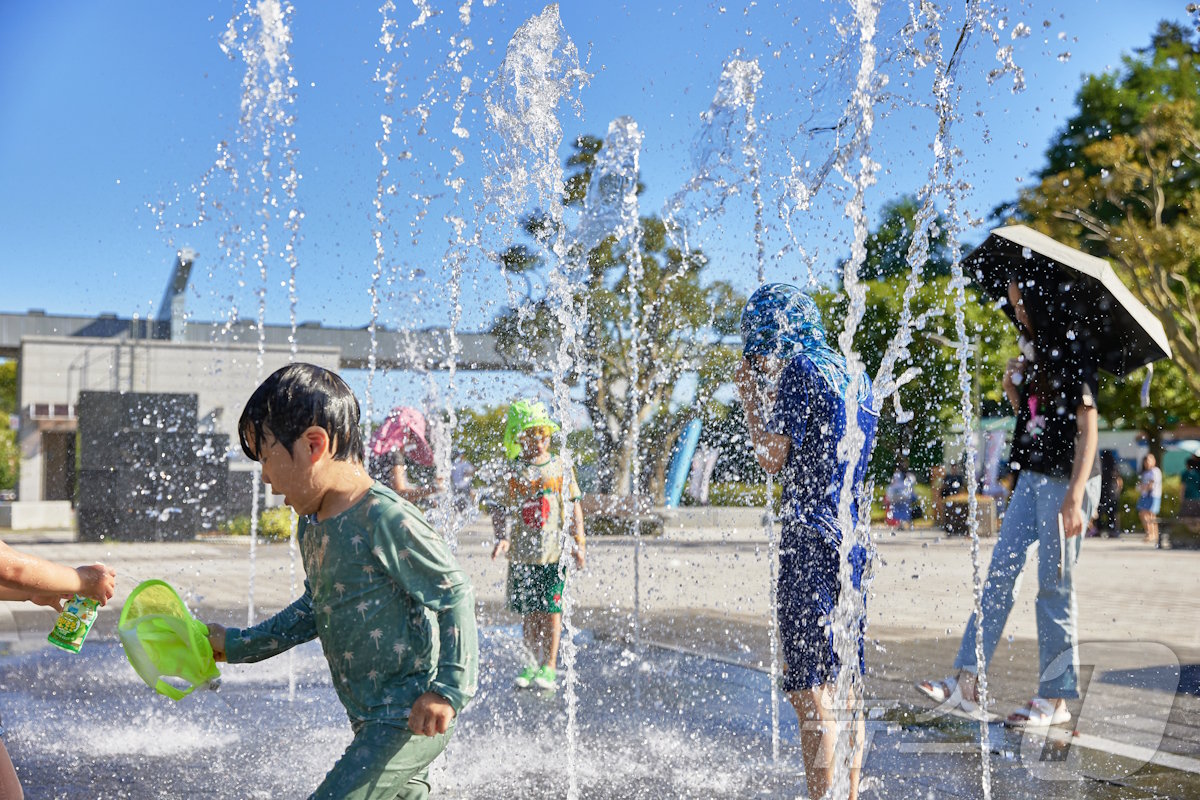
[224,483,478,722]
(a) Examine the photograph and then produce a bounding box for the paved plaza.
[0,516,1197,797]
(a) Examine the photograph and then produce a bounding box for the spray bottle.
[48,595,100,653]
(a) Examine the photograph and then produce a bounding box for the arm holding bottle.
[0,540,115,610]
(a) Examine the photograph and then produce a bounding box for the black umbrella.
[963,224,1172,377]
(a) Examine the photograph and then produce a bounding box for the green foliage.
[870,481,933,524]
[0,361,16,491]
[452,406,510,471]
[817,273,1016,483]
[0,361,15,416]
[1118,474,1181,532]
[707,481,782,509]
[1009,21,1200,408]
[1098,359,1200,457]
[221,506,295,541]
[0,428,16,492]
[841,196,953,281]
[492,134,743,497]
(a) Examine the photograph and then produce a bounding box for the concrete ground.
[0,516,1197,797]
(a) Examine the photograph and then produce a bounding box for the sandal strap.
[1012,697,1053,719]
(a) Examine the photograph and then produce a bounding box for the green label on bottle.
[47,595,99,654]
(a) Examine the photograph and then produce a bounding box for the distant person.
[0,542,115,799]
[917,274,1100,728]
[490,400,585,692]
[1181,455,1200,518]
[449,450,477,513]
[1091,449,1123,537]
[735,283,878,800]
[207,364,477,799]
[885,466,917,531]
[1137,453,1163,545]
[368,406,445,508]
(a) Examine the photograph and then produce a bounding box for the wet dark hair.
[238,363,364,463]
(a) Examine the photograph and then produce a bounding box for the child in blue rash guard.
[735,283,878,800]
[206,364,478,800]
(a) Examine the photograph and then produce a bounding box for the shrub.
[220,506,296,541]
[1119,474,1180,533]
[708,481,782,509]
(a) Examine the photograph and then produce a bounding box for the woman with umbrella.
[917,269,1101,727]
[368,406,444,507]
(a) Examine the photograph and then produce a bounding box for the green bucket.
[118,580,220,701]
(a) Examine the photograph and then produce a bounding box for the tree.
[492,135,743,497]
[1009,21,1200,405]
[841,196,953,281]
[0,360,17,491]
[820,275,1015,483]
[1097,359,1200,459]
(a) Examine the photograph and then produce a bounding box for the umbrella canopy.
[964,225,1172,377]
[369,406,435,467]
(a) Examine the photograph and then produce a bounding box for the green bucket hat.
[118,580,221,701]
[503,399,559,459]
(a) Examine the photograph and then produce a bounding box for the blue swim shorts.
[777,532,867,692]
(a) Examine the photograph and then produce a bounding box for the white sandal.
[1006,697,1070,727]
[915,675,960,704]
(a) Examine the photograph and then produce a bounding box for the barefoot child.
[490,400,585,691]
[736,284,878,800]
[0,542,116,798]
[207,364,477,799]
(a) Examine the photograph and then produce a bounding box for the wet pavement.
[3,630,1197,799]
[0,523,1196,798]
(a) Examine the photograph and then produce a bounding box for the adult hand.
[408,691,455,736]
[206,622,228,662]
[76,564,117,606]
[491,539,509,561]
[1060,494,1085,538]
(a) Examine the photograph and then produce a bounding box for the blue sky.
[0,1,1188,411]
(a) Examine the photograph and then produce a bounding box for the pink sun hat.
[369,406,435,467]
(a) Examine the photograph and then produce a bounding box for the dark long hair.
[1007,266,1099,400]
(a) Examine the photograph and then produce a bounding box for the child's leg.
[543,612,563,670]
[789,684,863,800]
[522,613,540,664]
[0,738,23,800]
[309,721,453,800]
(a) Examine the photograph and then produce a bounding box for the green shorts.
[507,563,565,614]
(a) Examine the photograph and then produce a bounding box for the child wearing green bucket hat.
[490,400,585,691]
[206,364,478,800]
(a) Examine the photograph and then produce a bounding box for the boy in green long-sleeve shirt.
[207,364,478,800]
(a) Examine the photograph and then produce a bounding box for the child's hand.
[491,539,509,560]
[76,564,117,606]
[408,691,455,736]
[572,545,585,570]
[734,358,756,400]
[206,623,228,662]
[29,592,69,613]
